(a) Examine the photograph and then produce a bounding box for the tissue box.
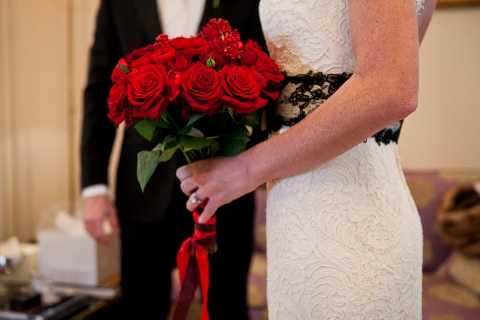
[38,230,119,286]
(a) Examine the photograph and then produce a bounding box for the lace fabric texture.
[259,1,425,319]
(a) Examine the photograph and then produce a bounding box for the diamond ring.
[190,192,201,204]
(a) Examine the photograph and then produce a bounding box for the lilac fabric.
[405,170,455,273]
[423,275,480,319]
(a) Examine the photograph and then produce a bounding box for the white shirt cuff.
[82,184,109,198]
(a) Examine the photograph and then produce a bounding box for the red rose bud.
[182,63,223,114]
[127,64,170,122]
[155,34,170,46]
[206,57,216,68]
[221,66,268,114]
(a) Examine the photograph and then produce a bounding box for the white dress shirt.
[157,0,206,37]
[82,0,207,198]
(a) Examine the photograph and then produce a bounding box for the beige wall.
[0,3,479,240]
[0,0,100,241]
[1,0,73,240]
[400,7,480,169]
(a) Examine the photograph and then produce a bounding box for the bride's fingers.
[186,189,206,212]
[198,199,218,224]
[176,165,192,181]
[180,178,197,195]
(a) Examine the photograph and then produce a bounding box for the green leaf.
[179,114,205,135]
[226,107,235,120]
[135,119,157,141]
[152,136,181,162]
[220,127,250,156]
[186,113,205,129]
[179,135,213,152]
[158,146,180,162]
[119,64,130,74]
[187,127,204,138]
[163,135,179,149]
[137,150,161,192]
[161,112,178,129]
[156,116,172,129]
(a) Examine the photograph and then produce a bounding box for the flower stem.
[182,150,192,164]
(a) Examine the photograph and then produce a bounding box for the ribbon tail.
[172,239,198,320]
[173,209,217,320]
[197,247,210,320]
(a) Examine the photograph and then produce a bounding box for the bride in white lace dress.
[177,0,436,318]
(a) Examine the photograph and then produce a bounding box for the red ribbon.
[172,210,217,320]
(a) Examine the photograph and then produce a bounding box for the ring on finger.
[190,191,202,205]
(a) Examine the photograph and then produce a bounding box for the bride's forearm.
[241,0,420,188]
[243,71,418,187]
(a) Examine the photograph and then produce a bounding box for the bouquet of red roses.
[107,18,283,320]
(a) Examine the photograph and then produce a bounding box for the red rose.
[127,64,170,121]
[169,53,191,72]
[242,40,284,100]
[221,65,268,114]
[182,63,223,113]
[108,79,128,126]
[171,36,209,58]
[125,44,155,66]
[127,45,175,68]
[148,45,175,64]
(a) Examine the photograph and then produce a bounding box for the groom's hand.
[83,195,119,245]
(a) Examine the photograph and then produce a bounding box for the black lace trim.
[273,71,402,145]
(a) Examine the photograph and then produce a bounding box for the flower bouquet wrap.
[107,19,283,320]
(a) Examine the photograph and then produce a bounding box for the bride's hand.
[176,154,259,223]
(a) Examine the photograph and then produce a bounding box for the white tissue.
[54,211,88,237]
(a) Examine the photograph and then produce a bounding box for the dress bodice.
[261,5,425,320]
[259,0,425,75]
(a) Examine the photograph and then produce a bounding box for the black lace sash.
[272,71,402,145]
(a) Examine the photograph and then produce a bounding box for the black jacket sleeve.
[81,0,122,189]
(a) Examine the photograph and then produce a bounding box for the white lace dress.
[259,1,425,319]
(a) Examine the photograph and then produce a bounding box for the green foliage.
[134,109,259,191]
[137,150,161,192]
[219,127,250,156]
[134,120,157,141]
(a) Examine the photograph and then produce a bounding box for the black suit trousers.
[119,187,255,320]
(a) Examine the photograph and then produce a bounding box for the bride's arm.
[178,0,424,222]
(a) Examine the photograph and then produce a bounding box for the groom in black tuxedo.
[81,0,265,319]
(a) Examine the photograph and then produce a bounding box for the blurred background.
[1,0,479,241]
[0,0,479,319]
